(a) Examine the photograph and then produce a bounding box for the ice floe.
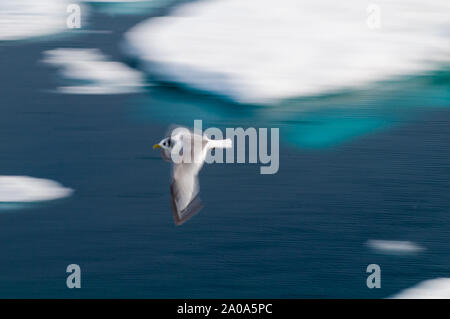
[366,240,425,255]
[391,278,450,299]
[124,0,450,104]
[42,48,145,94]
[0,0,77,41]
[0,176,73,203]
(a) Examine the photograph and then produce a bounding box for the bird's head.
[153,137,173,151]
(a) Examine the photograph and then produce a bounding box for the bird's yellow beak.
[153,144,161,149]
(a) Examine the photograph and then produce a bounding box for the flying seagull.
[153,127,232,225]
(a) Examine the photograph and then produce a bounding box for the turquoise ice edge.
[133,68,450,149]
[87,0,177,16]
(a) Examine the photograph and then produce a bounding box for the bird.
[153,127,232,225]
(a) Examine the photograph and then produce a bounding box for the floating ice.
[391,278,450,299]
[43,48,145,94]
[0,0,76,41]
[0,176,73,203]
[124,0,450,104]
[366,240,425,255]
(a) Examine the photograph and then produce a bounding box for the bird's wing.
[168,130,210,225]
[190,133,210,171]
[170,162,203,226]
[173,131,209,172]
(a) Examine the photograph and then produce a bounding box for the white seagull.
[153,127,232,225]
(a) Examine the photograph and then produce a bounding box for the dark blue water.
[0,8,449,298]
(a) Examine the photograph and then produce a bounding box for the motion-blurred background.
[0,0,449,298]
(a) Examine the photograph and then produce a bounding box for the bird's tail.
[209,138,232,149]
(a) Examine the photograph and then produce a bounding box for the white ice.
[43,48,145,94]
[124,0,450,104]
[0,176,73,203]
[391,278,450,299]
[366,240,425,255]
[0,0,76,41]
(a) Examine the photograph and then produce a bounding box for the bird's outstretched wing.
[170,162,203,226]
[168,129,210,225]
